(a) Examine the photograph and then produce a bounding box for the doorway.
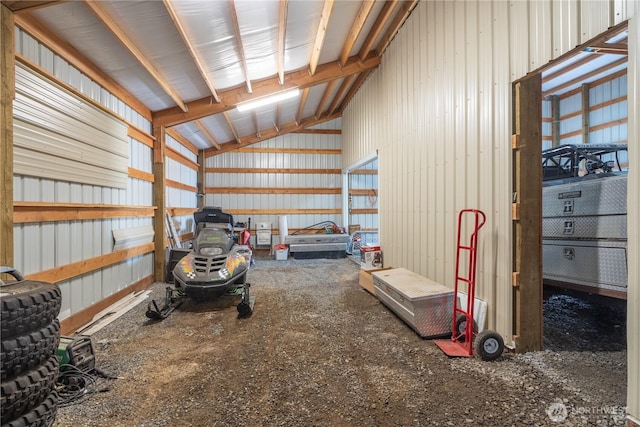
[512,21,629,352]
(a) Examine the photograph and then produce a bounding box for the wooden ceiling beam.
[376,0,418,56]
[165,128,199,155]
[295,87,310,126]
[228,0,252,94]
[277,0,288,85]
[203,113,341,157]
[339,0,375,68]
[83,1,187,112]
[309,0,335,76]
[542,56,628,98]
[328,74,356,116]
[585,42,628,55]
[154,53,380,127]
[275,103,281,131]
[338,69,372,112]
[163,0,221,103]
[194,120,221,150]
[315,79,337,119]
[253,112,261,138]
[223,111,241,144]
[358,0,397,62]
[542,54,598,83]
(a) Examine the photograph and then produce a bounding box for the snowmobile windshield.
[195,228,234,256]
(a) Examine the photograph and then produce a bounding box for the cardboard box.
[358,266,393,295]
[360,245,382,270]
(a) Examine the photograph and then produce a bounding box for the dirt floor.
[54,255,628,426]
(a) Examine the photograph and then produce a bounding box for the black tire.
[1,320,60,381]
[473,330,505,361]
[455,314,478,342]
[1,281,61,340]
[1,391,57,427]
[0,355,58,423]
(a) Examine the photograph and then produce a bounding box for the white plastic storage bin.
[275,248,288,261]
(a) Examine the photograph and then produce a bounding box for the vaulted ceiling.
[3,0,419,155]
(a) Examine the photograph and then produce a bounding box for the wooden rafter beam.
[223,111,241,144]
[275,103,281,132]
[328,74,356,116]
[203,113,341,157]
[253,112,261,137]
[585,42,629,55]
[309,0,335,76]
[83,1,187,112]
[315,79,337,119]
[165,127,199,156]
[194,120,221,150]
[163,0,221,103]
[296,87,310,126]
[542,54,598,83]
[358,0,397,61]
[228,0,252,93]
[542,56,628,97]
[339,0,375,68]
[154,53,380,127]
[376,0,418,56]
[338,69,372,112]
[277,0,288,85]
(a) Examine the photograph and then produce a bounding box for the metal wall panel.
[205,125,342,233]
[342,0,636,345]
[625,8,639,423]
[13,63,129,188]
[13,27,154,321]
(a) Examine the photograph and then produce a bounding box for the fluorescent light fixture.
[236,89,300,112]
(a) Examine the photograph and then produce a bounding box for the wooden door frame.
[511,73,544,352]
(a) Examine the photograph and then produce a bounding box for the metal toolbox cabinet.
[372,268,453,338]
[542,239,627,293]
[542,175,627,217]
[542,214,627,240]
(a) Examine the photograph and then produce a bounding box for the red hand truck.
[434,209,504,361]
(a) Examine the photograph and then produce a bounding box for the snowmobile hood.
[174,250,248,284]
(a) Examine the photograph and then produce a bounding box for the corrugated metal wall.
[166,134,198,235]
[626,10,639,423]
[205,120,342,245]
[14,28,154,320]
[343,1,638,420]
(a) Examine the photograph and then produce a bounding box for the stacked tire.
[1,268,61,427]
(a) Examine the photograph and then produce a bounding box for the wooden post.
[512,74,543,352]
[153,124,167,282]
[0,5,14,268]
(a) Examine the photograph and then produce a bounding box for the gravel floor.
[54,256,628,426]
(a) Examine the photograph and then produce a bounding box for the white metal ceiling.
[4,0,417,153]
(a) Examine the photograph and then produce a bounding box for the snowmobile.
[146,207,254,320]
